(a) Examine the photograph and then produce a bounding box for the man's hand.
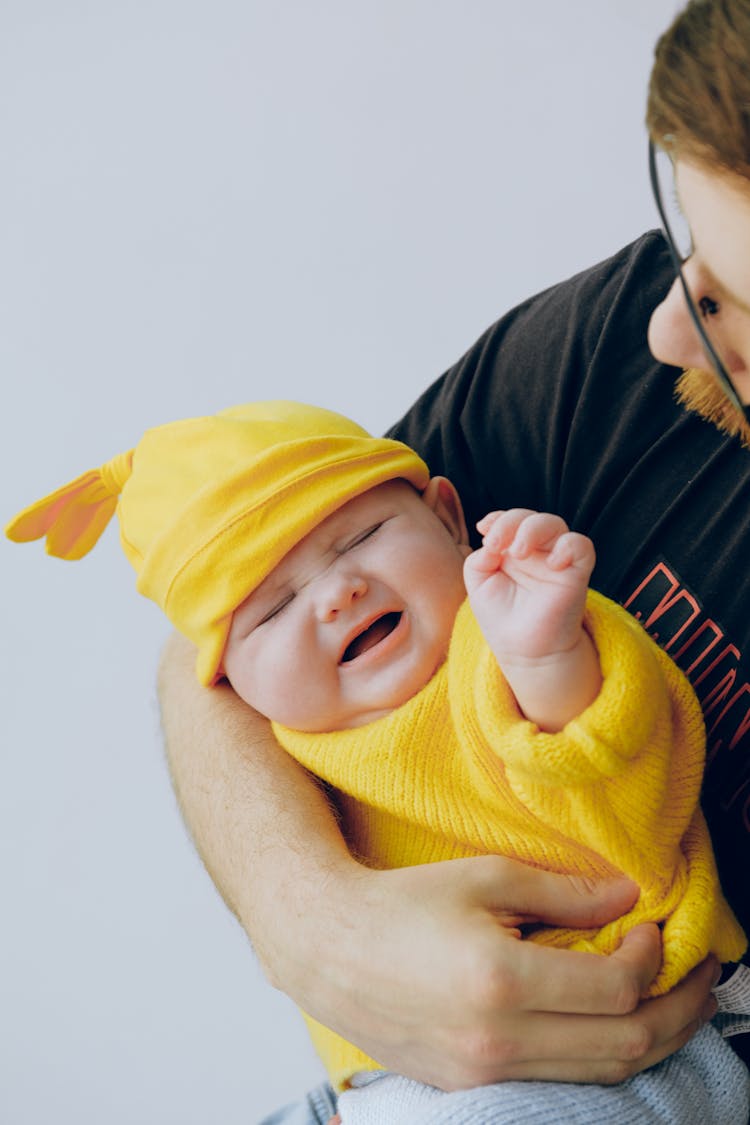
[295,856,717,1090]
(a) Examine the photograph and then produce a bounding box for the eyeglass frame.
[648,138,744,415]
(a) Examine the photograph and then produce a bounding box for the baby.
[7,400,748,1124]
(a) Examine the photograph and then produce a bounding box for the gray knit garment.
[338,1023,750,1124]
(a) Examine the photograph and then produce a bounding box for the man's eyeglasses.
[648,139,744,415]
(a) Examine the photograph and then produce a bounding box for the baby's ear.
[421,477,470,548]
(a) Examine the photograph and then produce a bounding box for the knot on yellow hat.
[100,450,135,497]
[7,402,429,685]
[5,450,134,560]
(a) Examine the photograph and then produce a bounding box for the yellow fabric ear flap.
[5,450,134,560]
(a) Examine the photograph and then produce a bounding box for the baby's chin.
[331,655,450,732]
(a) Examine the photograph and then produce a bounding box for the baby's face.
[223,479,469,731]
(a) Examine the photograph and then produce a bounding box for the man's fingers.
[608,923,664,997]
[508,932,657,1017]
[444,860,663,1017]
[516,962,714,1081]
[469,857,639,930]
[444,964,713,1087]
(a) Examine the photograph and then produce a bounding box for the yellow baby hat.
[6,401,429,684]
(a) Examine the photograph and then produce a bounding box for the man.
[159,0,750,1118]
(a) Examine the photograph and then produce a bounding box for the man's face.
[222,479,469,732]
[648,158,750,405]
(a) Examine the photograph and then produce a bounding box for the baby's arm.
[463,509,602,731]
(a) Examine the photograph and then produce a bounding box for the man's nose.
[315,570,368,622]
[647,267,718,374]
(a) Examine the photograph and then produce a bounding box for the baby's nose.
[316,571,368,621]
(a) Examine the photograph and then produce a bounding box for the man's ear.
[421,476,470,549]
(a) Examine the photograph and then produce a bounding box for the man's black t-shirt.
[387,232,750,1057]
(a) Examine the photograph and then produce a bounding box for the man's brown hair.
[647,0,750,178]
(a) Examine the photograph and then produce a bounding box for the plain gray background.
[2,2,683,1121]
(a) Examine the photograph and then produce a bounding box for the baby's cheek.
[276,658,328,728]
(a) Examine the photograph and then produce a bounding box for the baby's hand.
[464,509,596,666]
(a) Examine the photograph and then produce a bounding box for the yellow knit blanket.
[275,590,746,1091]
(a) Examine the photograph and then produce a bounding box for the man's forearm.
[157,630,354,984]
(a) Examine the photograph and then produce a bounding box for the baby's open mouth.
[341,612,402,663]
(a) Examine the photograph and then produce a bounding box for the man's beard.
[675,367,750,448]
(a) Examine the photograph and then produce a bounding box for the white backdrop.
[1,2,682,1122]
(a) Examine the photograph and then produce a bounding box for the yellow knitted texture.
[275,590,746,1091]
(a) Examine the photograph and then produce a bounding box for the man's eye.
[258,593,294,625]
[343,523,382,551]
